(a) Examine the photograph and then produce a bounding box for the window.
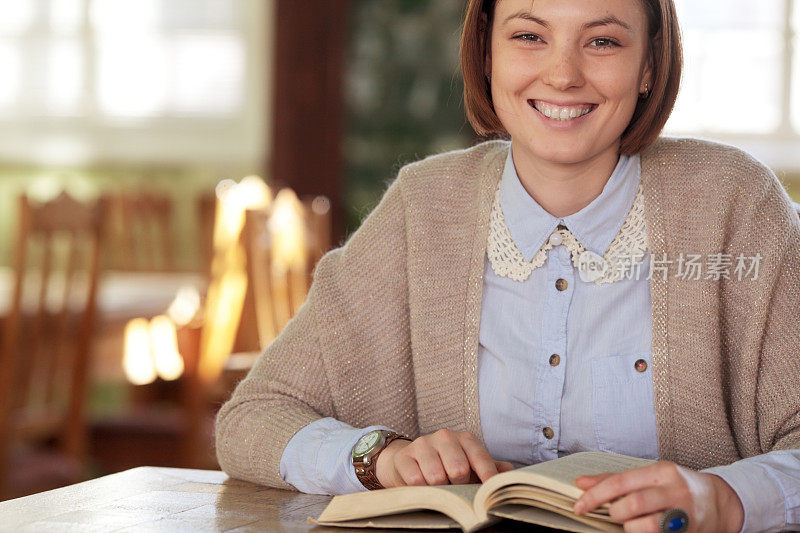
[664,0,800,170]
[0,0,271,166]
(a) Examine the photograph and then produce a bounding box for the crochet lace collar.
[487,181,649,284]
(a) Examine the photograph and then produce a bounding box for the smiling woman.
[215,1,800,532]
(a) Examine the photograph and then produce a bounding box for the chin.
[531,145,596,166]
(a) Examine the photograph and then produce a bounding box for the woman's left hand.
[572,460,744,532]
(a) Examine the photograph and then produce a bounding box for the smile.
[528,99,596,121]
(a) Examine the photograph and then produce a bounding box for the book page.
[430,483,481,504]
[518,452,654,487]
[314,484,486,532]
[309,510,460,529]
[500,452,654,500]
[490,504,622,533]
[485,485,614,521]
[473,451,654,521]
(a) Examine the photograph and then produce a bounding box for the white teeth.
[532,101,593,121]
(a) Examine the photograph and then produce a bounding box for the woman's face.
[488,0,652,166]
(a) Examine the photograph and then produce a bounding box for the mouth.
[528,99,596,122]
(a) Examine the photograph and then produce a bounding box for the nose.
[542,45,584,91]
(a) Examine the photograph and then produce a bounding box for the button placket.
[533,246,573,462]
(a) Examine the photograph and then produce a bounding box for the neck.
[510,142,621,218]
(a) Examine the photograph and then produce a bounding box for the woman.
[216,0,800,531]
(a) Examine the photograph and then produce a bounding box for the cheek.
[590,66,642,109]
[490,43,539,86]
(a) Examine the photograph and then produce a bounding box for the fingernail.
[574,501,586,514]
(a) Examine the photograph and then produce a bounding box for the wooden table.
[0,467,545,532]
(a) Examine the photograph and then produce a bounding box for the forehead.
[493,0,648,30]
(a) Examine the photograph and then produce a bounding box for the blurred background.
[0,0,798,500]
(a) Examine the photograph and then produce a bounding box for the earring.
[639,83,650,99]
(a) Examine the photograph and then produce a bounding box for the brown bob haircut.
[460,0,683,155]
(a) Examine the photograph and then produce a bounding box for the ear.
[640,49,654,94]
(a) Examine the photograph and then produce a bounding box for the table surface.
[0,268,206,323]
[0,467,544,532]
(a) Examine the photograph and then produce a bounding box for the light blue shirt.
[279,148,800,532]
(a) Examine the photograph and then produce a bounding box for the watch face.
[353,430,382,458]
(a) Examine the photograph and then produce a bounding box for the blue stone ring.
[659,508,689,533]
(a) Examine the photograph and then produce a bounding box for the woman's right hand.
[375,429,514,488]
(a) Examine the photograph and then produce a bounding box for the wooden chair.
[197,192,217,280]
[241,194,332,350]
[0,192,106,500]
[104,192,174,272]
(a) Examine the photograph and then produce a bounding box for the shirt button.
[548,232,563,246]
[549,354,561,366]
[635,359,648,372]
[542,427,554,439]
[555,278,568,291]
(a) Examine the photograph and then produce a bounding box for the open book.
[309,451,654,533]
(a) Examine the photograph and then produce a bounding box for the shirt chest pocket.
[590,352,659,460]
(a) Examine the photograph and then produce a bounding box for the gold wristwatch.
[352,430,411,490]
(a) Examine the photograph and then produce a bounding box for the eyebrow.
[502,11,633,33]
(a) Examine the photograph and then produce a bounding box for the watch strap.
[354,431,411,490]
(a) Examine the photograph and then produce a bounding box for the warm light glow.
[200,175,272,383]
[212,175,271,252]
[199,268,247,383]
[215,179,236,200]
[123,318,157,385]
[269,188,307,274]
[167,286,202,327]
[311,196,331,215]
[150,315,185,381]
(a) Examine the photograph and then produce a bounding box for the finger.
[621,512,661,533]
[575,462,677,515]
[575,473,613,490]
[495,461,514,473]
[412,443,450,485]
[608,486,671,523]
[394,452,427,486]
[435,438,473,485]
[457,433,499,482]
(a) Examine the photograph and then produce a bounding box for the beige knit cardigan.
[215,138,800,491]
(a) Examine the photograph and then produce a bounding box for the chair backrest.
[197,192,217,279]
[104,192,174,271]
[242,195,332,349]
[0,192,106,495]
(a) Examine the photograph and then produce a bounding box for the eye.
[513,33,544,43]
[589,37,620,48]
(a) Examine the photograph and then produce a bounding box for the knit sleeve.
[757,231,800,453]
[731,160,800,454]
[214,171,410,490]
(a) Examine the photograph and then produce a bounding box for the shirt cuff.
[701,460,787,533]
[279,417,394,495]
